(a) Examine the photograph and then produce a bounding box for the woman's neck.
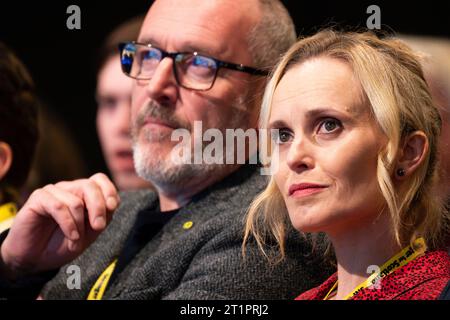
[328,212,401,300]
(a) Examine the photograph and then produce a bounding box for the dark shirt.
[109,205,178,285]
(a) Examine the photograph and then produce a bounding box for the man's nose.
[145,57,178,106]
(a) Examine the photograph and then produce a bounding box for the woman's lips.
[288,183,328,198]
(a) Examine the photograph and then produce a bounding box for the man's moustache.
[136,101,190,131]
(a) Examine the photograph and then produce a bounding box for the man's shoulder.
[112,189,158,221]
[85,189,158,258]
[118,189,158,209]
[191,165,267,211]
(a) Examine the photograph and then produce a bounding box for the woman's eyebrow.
[268,119,289,129]
[303,105,366,121]
[303,107,345,118]
[267,108,337,128]
[268,105,361,128]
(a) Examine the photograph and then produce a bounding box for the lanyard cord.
[323,237,427,300]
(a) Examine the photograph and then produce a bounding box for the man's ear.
[395,131,429,180]
[0,142,13,181]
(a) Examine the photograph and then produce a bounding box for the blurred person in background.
[96,15,153,191]
[0,42,39,234]
[24,105,89,197]
[399,35,450,205]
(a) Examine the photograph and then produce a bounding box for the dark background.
[0,0,449,178]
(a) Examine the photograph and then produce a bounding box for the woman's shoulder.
[296,250,450,300]
[394,250,450,300]
[361,250,450,300]
[396,277,450,300]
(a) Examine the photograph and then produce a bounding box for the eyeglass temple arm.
[218,61,268,76]
[118,42,269,77]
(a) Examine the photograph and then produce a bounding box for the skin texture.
[96,56,151,191]
[271,58,387,236]
[269,57,428,300]
[131,0,263,210]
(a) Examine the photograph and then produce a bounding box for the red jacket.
[296,250,450,300]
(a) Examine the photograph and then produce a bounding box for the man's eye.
[142,49,161,61]
[317,118,342,134]
[272,128,292,144]
[184,55,217,78]
[192,56,214,68]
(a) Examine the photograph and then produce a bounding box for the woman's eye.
[317,118,342,134]
[272,128,292,144]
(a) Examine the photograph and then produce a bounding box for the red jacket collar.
[296,250,450,300]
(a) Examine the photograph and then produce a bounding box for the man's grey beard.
[131,98,249,193]
[133,141,224,193]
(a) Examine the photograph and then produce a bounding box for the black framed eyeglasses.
[118,42,268,91]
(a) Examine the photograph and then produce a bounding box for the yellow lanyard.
[0,202,17,234]
[87,259,118,300]
[324,237,427,300]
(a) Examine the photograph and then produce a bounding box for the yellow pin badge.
[183,221,193,230]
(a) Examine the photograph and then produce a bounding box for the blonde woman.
[244,30,450,300]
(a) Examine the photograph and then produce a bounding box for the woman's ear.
[0,142,13,181]
[395,131,429,180]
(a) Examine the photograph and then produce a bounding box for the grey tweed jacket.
[41,165,332,299]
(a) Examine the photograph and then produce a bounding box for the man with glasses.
[0,0,332,299]
[119,42,268,91]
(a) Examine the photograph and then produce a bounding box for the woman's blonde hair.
[243,29,449,261]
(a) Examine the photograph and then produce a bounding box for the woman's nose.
[286,136,315,172]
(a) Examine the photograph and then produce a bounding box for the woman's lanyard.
[324,237,427,300]
[87,259,118,300]
[0,202,17,234]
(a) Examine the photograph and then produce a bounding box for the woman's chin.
[288,210,329,233]
[291,219,327,234]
